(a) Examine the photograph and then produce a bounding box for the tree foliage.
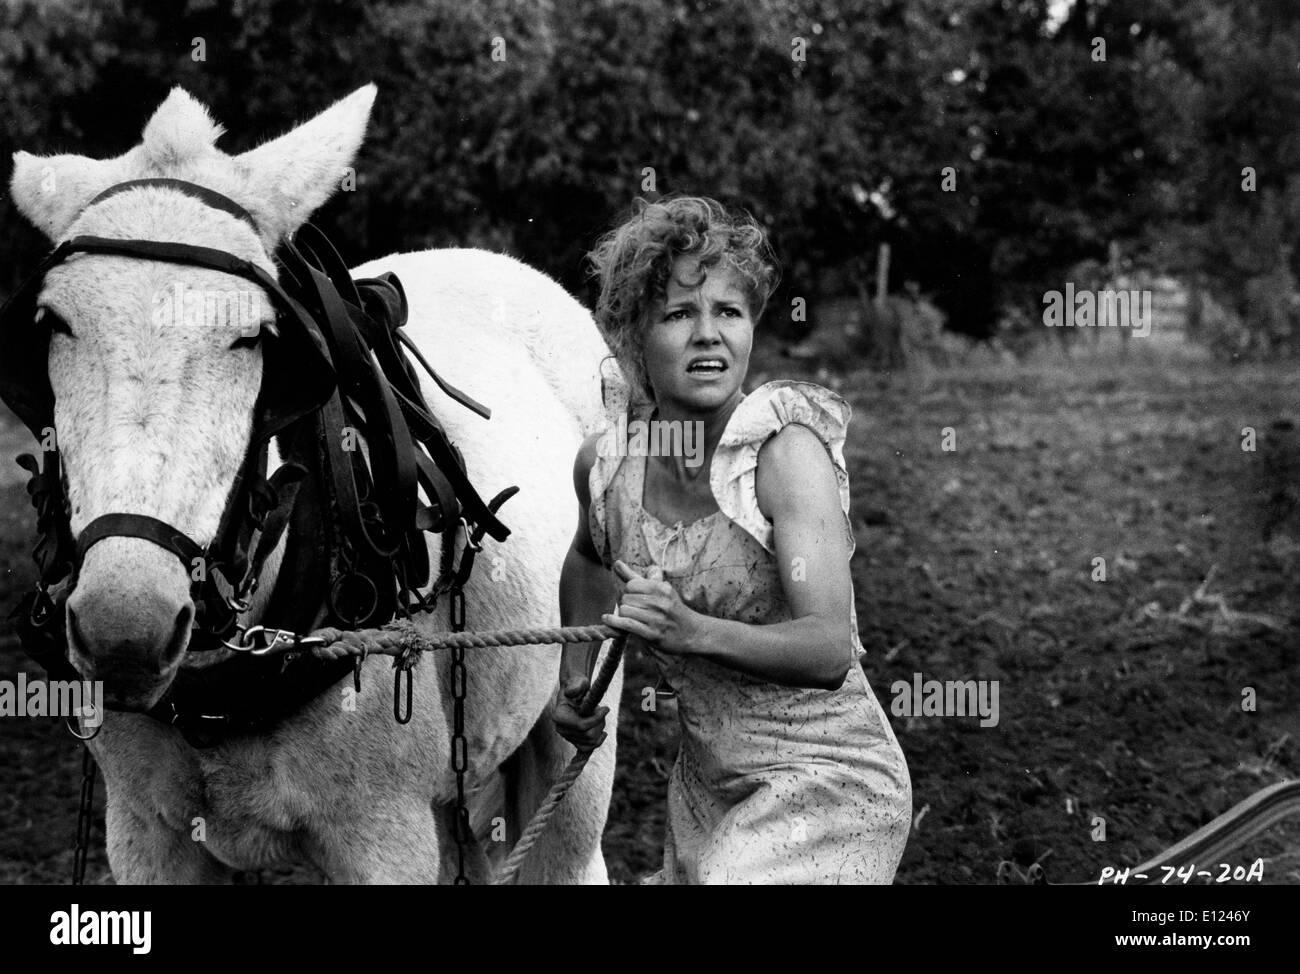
[0,0,1296,349]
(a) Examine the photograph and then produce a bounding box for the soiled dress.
[589,380,912,884]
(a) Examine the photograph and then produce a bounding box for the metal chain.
[72,743,96,885]
[448,584,471,885]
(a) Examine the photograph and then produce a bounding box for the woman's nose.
[692,313,722,342]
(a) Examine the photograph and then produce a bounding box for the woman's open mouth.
[686,356,729,377]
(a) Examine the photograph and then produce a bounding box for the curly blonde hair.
[587,195,779,403]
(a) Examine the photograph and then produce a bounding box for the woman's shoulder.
[719,379,852,449]
[584,412,644,557]
[710,379,856,556]
[574,430,605,508]
[582,423,633,569]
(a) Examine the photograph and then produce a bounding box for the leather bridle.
[1,177,514,744]
[5,180,335,649]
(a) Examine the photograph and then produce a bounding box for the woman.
[554,195,911,884]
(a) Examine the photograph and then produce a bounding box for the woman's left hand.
[602,560,705,657]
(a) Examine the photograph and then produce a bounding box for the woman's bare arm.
[555,433,617,746]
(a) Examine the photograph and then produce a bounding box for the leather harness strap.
[76,513,205,572]
[235,461,308,597]
[84,178,261,232]
[289,239,409,558]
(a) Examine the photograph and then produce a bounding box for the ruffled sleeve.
[586,419,629,569]
[709,380,855,556]
[585,357,634,567]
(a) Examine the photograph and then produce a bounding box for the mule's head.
[9,85,376,710]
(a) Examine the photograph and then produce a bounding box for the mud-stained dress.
[589,380,912,884]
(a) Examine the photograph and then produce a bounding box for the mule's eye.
[229,318,279,350]
[37,308,74,337]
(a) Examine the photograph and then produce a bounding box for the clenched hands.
[601,560,705,657]
[552,560,706,751]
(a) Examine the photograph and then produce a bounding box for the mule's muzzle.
[66,582,194,712]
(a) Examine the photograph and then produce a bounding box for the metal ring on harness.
[221,624,250,652]
[329,571,379,627]
[66,711,101,741]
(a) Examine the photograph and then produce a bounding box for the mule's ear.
[141,87,226,168]
[235,84,377,245]
[11,150,131,241]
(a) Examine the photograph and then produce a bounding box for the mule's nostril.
[161,603,195,666]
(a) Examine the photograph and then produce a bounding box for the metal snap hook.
[225,625,283,655]
[249,628,312,656]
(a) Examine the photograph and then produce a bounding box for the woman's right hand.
[551,676,610,751]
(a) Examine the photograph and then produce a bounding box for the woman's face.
[642,256,754,414]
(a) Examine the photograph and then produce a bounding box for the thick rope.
[308,622,618,660]
[493,631,627,885]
